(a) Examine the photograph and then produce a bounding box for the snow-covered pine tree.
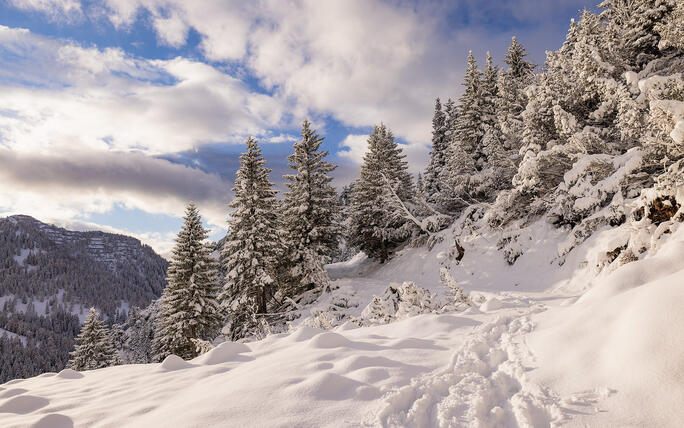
[441,138,476,212]
[68,307,119,371]
[599,0,676,69]
[423,98,449,205]
[348,124,416,262]
[437,52,484,213]
[655,0,684,50]
[220,137,283,340]
[454,51,483,161]
[496,37,535,158]
[480,52,499,134]
[281,120,340,296]
[474,51,516,200]
[154,202,221,360]
[444,98,458,141]
[124,302,158,364]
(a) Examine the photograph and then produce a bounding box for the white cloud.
[338,134,368,165]
[95,0,459,147]
[8,0,82,22]
[266,133,298,144]
[0,26,288,155]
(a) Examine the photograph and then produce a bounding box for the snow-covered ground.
[2,221,684,427]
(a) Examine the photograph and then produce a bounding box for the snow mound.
[193,342,251,365]
[0,395,50,414]
[289,372,376,401]
[159,355,192,371]
[0,388,27,399]
[480,297,504,311]
[308,332,354,349]
[32,413,74,428]
[56,369,83,380]
[287,325,324,342]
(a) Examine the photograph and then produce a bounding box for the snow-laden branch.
[380,172,433,236]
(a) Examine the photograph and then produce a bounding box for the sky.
[0,0,599,256]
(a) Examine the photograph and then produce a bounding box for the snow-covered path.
[0,287,586,428]
[378,307,564,427]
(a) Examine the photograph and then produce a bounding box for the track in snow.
[377,304,564,428]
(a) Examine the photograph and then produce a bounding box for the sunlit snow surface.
[2,223,684,427]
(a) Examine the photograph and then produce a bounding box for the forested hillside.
[0,215,167,382]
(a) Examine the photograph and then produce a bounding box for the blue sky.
[0,0,598,255]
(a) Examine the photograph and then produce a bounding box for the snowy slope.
[2,220,684,427]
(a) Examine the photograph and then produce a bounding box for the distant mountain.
[0,215,168,382]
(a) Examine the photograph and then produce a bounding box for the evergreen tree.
[220,137,282,340]
[348,124,416,262]
[480,52,499,132]
[281,120,340,296]
[441,139,476,211]
[68,308,118,371]
[155,203,221,360]
[496,37,535,157]
[454,51,483,159]
[124,303,157,364]
[655,1,684,50]
[599,0,676,68]
[423,98,449,204]
[474,51,516,199]
[444,98,458,141]
[505,37,536,80]
[440,51,483,212]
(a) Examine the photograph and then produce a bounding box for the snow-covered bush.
[302,293,358,330]
[497,233,524,265]
[352,282,440,327]
[439,268,473,309]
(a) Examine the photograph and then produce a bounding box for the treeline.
[0,216,167,319]
[0,310,80,382]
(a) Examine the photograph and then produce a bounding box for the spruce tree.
[655,1,684,50]
[440,52,483,212]
[496,37,535,157]
[68,308,119,371]
[423,98,449,204]
[348,124,416,262]
[474,51,516,200]
[281,120,340,296]
[599,0,675,68]
[220,137,282,340]
[442,139,476,211]
[154,202,221,360]
[454,51,483,159]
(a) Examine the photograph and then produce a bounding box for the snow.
[527,226,684,427]
[2,218,684,426]
[55,369,83,380]
[0,328,27,346]
[12,249,31,267]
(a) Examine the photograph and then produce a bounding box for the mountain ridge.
[0,214,168,382]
